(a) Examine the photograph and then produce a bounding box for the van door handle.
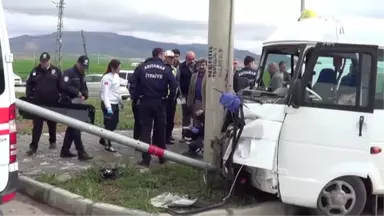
[359,116,364,136]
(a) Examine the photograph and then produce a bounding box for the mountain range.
[9,31,259,60]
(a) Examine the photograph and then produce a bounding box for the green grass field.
[13,58,136,79]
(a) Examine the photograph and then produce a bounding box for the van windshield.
[257,44,305,92]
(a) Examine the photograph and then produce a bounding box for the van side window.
[118,73,126,79]
[303,51,374,112]
[375,49,384,109]
[0,45,4,95]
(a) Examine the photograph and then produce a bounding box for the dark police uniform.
[233,67,257,93]
[59,56,92,160]
[129,58,151,140]
[130,57,177,166]
[26,54,61,155]
[165,63,177,144]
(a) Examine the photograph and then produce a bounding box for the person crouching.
[182,110,205,157]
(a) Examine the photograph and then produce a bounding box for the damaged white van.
[0,0,19,209]
[224,15,384,215]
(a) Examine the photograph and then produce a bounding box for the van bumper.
[0,171,18,204]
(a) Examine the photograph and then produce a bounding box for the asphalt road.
[1,193,67,215]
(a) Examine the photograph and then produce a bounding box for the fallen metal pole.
[16,99,217,172]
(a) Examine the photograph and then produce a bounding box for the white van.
[224,16,383,215]
[118,70,134,82]
[0,0,19,207]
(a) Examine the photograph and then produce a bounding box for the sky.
[3,0,384,54]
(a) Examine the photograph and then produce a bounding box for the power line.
[53,0,65,69]
[81,30,88,56]
[81,30,89,73]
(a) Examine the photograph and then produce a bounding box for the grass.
[37,163,256,213]
[13,58,136,79]
[15,92,182,134]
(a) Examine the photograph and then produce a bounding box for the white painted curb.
[18,175,298,215]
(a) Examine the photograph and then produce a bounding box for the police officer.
[233,56,258,93]
[129,57,152,140]
[26,52,61,156]
[164,50,178,145]
[59,55,93,161]
[130,48,177,167]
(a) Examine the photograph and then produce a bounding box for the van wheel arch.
[315,176,367,215]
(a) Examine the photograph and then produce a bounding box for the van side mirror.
[290,79,302,108]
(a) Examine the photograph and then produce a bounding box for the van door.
[278,43,378,207]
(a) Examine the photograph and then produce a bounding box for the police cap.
[77,55,89,69]
[40,52,50,62]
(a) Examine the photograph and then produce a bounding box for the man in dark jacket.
[176,51,196,140]
[130,48,177,167]
[59,55,93,161]
[26,52,61,156]
[233,56,258,93]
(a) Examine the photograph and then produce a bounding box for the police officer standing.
[26,52,61,156]
[129,57,151,140]
[59,55,93,161]
[233,56,258,93]
[164,50,178,145]
[130,48,177,167]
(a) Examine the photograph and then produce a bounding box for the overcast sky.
[3,0,384,54]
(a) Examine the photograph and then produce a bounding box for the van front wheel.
[316,177,366,215]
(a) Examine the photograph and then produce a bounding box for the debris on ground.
[150,192,197,208]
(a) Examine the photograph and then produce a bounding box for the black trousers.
[139,99,166,163]
[99,103,119,145]
[132,101,141,140]
[61,127,85,154]
[166,99,177,141]
[181,98,191,128]
[30,117,56,150]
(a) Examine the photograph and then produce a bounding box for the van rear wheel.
[316,176,366,215]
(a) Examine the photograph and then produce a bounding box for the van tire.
[315,176,366,215]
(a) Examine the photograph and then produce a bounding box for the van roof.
[264,17,384,48]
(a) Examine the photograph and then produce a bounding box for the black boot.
[78,152,93,161]
[99,138,106,146]
[49,142,56,149]
[60,151,77,158]
[159,157,167,164]
[137,160,150,167]
[26,148,36,156]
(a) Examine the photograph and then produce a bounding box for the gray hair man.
[268,62,284,92]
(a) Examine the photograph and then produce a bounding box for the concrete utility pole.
[53,0,65,69]
[300,0,305,12]
[204,0,235,166]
